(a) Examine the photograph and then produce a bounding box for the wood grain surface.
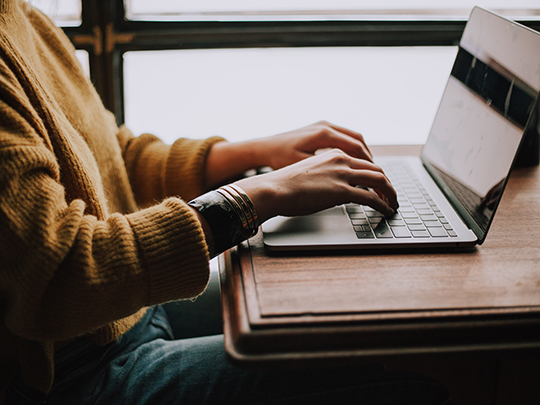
[242,145,540,324]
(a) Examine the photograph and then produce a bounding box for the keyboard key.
[411,230,430,237]
[391,226,412,238]
[348,161,455,240]
[373,222,393,238]
[401,212,419,218]
[428,227,448,237]
[356,231,374,239]
[351,219,369,225]
[348,213,366,219]
[387,219,405,226]
[346,205,363,213]
[353,225,371,232]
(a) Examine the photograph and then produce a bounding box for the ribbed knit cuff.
[127,198,210,304]
[165,136,226,199]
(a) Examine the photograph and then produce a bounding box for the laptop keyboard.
[346,161,458,239]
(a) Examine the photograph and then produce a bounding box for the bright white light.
[30,0,81,26]
[127,0,540,20]
[124,47,457,146]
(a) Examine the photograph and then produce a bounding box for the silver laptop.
[263,7,540,252]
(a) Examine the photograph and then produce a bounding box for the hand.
[235,149,398,224]
[204,121,373,189]
[258,121,373,170]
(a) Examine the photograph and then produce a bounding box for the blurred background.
[32,1,540,145]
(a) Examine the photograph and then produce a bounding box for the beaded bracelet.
[188,185,259,255]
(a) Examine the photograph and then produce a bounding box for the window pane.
[31,0,81,27]
[75,50,90,78]
[126,0,540,21]
[124,47,456,146]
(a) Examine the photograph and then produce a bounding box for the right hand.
[234,148,398,224]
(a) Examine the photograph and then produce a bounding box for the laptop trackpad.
[262,206,349,235]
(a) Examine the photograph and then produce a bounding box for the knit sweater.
[0,0,225,397]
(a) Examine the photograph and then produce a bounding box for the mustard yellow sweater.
[0,0,224,397]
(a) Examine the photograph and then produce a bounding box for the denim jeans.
[5,270,452,404]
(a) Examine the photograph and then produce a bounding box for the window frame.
[62,1,540,126]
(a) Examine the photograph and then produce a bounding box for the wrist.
[234,175,280,224]
[188,185,259,256]
[205,139,270,189]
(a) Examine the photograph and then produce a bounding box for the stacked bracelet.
[217,185,259,237]
[188,184,259,255]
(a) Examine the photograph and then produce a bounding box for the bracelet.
[188,185,259,255]
[217,184,259,236]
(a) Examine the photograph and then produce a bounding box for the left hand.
[258,121,373,170]
[204,121,374,190]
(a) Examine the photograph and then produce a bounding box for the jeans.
[5,270,451,405]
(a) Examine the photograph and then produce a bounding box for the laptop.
[262,7,540,252]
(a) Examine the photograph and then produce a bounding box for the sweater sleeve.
[0,91,210,343]
[116,125,226,208]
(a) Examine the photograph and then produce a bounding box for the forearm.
[204,138,271,190]
[1,167,209,342]
[118,125,225,204]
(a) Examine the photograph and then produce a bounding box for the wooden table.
[219,145,540,404]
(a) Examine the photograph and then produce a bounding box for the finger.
[306,124,373,162]
[345,157,384,172]
[326,131,373,162]
[319,150,389,187]
[347,169,398,211]
[323,121,367,144]
[352,187,396,217]
[322,121,373,160]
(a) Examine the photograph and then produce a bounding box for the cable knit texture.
[0,0,225,398]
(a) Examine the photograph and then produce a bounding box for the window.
[31,1,89,77]
[126,0,540,21]
[31,0,81,27]
[34,1,540,145]
[124,47,456,145]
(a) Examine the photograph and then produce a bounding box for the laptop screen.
[420,7,540,243]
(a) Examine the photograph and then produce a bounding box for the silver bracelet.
[188,185,259,255]
[217,184,259,237]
